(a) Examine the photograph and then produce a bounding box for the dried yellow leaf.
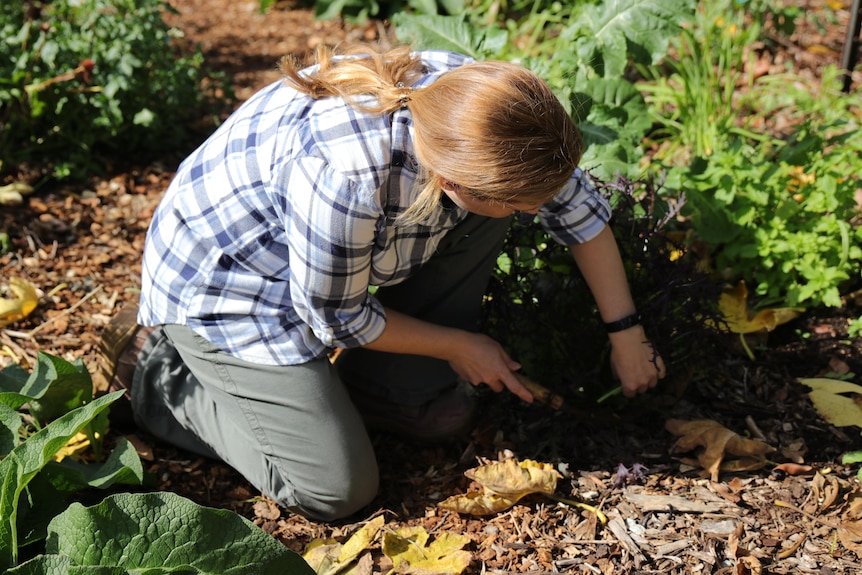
[465,459,560,499]
[382,527,471,574]
[665,419,773,481]
[713,281,803,334]
[0,182,35,205]
[303,539,341,573]
[303,516,385,575]
[437,459,560,516]
[799,378,862,428]
[0,277,39,327]
[337,515,385,565]
[437,491,519,516]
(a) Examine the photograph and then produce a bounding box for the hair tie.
[395,81,413,107]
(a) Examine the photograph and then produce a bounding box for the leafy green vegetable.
[1,353,145,572]
[0,390,126,571]
[570,0,693,78]
[9,492,315,575]
[391,13,509,59]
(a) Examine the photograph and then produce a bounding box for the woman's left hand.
[608,325,666,397]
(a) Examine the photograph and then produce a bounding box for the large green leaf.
[576,0,696,77]
[41,437,144,491]
[580,139,642,181]
[17,441,143,553]
[392,13,508,60]
[0,391,124,572]
[0,353,91,419]
[26,354,92,424]
[9,492,316,575]
[0,363,32,411]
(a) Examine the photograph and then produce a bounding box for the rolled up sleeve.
[539,168,612,246]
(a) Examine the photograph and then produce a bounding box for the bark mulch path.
[3,1,862,573]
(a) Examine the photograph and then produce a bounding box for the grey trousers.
[131,213,510,521]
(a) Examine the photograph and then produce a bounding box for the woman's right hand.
[362,308,534,402]
[444,331,534,403]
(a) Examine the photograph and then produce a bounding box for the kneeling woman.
[109,44,664,521]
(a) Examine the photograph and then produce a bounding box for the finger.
[483,379,505,393]
[502,371,534,403]
[496,345,520,372]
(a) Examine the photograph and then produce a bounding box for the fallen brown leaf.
[253,498,281,521]
[736,555,762,575]
[666,419,774,481]
[838,519,862,554]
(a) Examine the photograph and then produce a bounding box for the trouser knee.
[283,463,380,522]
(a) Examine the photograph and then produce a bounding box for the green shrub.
[638,0,862,309]
[0,0,228,181]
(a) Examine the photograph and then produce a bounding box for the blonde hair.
[280,45,583,224]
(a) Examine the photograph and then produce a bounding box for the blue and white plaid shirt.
[139,51,611,365]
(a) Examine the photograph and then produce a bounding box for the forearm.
[568,225,637,323]
[361,308,463,361]
[569,224,666,396]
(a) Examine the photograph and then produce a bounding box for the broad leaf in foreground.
[11,492,314,575]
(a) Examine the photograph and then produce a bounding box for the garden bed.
[2,0,862,573]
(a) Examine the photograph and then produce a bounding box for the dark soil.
[2,1,862,573]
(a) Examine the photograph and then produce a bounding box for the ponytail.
[279,44,421,114]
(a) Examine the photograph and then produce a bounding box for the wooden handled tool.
[512,371,565,411]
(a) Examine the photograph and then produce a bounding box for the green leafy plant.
[0,0,230,181]
[636,0,862,309]
[656,65,862,309]
[314,0,464,23]
[637,0,801,162]
[637,0,763,162]
[843,451,862,482]
[8,491,315,574]
[1,351,146,571]
[1,352,310,574]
